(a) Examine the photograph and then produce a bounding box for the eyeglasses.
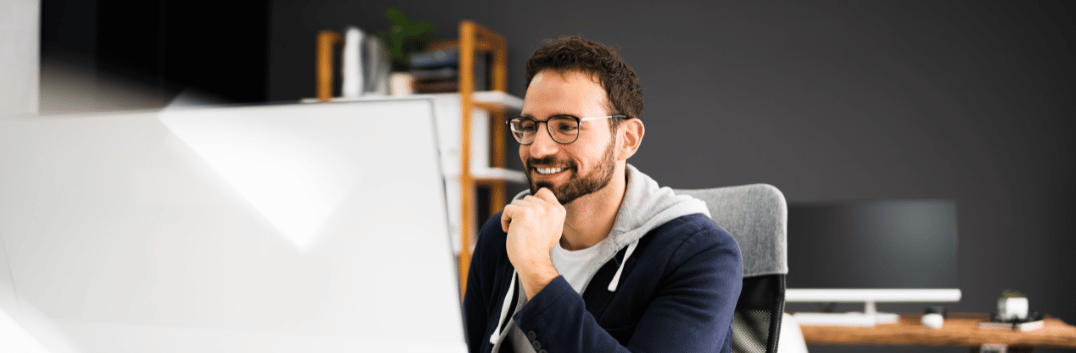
[508,114,628,145]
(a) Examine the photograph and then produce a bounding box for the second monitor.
[785,200,961,326]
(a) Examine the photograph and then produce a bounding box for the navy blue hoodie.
[463,165,742,352]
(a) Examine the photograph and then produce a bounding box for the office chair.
[676,184,789,353]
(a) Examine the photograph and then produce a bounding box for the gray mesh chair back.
[675,184,788,353]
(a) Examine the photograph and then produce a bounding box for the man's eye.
[556,124,578,133]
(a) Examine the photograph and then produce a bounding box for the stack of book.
[409,48,486,94]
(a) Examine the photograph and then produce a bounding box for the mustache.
[525,156,577,169]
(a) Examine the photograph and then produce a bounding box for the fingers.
[501,198,536,232]
[501,204,520,232]
[501,189,562,232]
[514,198,536,208]
[533,188,561,206]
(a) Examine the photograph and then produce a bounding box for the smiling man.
[463,37,742,353]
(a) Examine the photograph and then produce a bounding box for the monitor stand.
[791,300,899,327]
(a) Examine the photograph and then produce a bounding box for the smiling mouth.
[535,167,566,175]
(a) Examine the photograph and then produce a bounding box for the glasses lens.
[510,117,538,144]
[548,116,580,143]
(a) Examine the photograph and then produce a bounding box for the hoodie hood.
[511,163,711,292]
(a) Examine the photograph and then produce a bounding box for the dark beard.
[526,138,616,205]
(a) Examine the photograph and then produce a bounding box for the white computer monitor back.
[0,100,465,352]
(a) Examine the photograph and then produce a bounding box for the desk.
[798,313,1076,352]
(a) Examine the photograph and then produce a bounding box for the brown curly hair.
[525,36,643,130]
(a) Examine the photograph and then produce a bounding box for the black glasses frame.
[507,114,628,145]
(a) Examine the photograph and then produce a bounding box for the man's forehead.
[523,69,608,117]
[531,69,601,85]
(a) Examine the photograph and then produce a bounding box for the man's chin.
[531,181,556,194]
[528,181,569,203]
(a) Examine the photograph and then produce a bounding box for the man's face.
[519,70,618,205]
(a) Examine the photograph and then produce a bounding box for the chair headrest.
[675,184,788,277]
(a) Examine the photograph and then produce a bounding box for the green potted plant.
[375,8,434,95]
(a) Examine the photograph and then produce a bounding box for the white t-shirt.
[550,238,608,294]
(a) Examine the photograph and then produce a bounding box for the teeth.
[536,167,564,175]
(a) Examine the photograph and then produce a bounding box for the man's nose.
[528,126,560,158]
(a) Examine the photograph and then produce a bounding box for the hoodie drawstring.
[489,270,517,344]
[607,240,639,292]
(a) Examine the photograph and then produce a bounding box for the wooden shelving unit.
[312,21,520,298]
[428,21,514,298]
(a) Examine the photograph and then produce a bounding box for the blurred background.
[5,1,1076,352]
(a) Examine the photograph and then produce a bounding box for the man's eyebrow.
[517,112,580,119]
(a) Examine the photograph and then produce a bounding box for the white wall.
[0,0,39,117]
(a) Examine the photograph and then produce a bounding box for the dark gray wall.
[39,0,270,113]
[270,1,1075,351]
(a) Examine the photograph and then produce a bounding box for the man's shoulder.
[653,213,731,239]
[646,213,739,257]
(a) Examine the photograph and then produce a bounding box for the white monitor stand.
[786,289,962,327]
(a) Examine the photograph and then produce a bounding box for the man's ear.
[616,118,644,161]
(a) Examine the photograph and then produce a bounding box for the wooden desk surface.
[798,313,1076,349]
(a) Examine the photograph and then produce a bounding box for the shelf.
[300,91,522,111]
[472,91,523,111]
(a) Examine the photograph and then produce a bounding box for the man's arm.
[511,223,743,352]
[500,188,564,299]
